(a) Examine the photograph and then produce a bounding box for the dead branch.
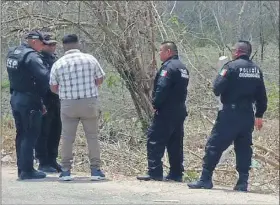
[254,144,279,160]
[253,153,279,169]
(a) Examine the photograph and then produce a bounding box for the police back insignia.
[6,58,19,70]
[239,67,260,78]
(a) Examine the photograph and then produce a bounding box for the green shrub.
[1,80,10,89]
[266,82,279,118]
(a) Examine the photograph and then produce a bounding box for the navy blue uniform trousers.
[10,91,42,172]
[203,105,254,174]
[35,97,61,165]
[147,107,187,177]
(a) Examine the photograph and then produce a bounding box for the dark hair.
[62,34,79,44]
[161,41,178,55]
[238,40,252,56]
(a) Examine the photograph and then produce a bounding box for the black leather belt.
[223,103,253,109]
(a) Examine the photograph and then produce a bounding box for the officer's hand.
[42,104,47,115]
[153,109,158,114]
[255,118,263,130]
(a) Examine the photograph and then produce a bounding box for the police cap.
[43,33,57,45]
[26,30,45,41]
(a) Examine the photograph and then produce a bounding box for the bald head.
[232,40,252,60]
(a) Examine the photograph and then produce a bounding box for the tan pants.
[60,97,101,171]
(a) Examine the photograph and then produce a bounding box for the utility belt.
[222,103,253,110]
[12,90,41,102]
[159,101,186,112]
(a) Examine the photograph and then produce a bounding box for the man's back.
[51,34,106,181]
[50,49,105,100]
[214,55,267,118]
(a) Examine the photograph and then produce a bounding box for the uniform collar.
[40,50,53,58]
[236,55,250,60]
[64,49,81,55]
[22,43,35,50]
[22,42,29,47]
[161,55,179,65]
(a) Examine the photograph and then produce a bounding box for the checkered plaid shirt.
[49,49,105,100]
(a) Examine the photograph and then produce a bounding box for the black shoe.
[234,173,249,192]
[187,168,213,189]
[59,170,72,181]
[164,174,183,182]
[19,169,46,180]
[136,174,163,181]
[49,161,62,172]
[187,179,213,189]
[38,164,57,173]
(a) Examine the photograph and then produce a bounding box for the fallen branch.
[253,153,279,169]
[200,112,215,125]
[153,200,179,203]
[187,150,203,160]
[253,144,279,160]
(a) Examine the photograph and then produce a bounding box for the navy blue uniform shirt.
[24,46,50,95]
[39,51,57,70]
[213,55,267,118]
[7,43,50,97]
[152,55,189,111]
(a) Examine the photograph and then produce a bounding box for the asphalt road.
[2,166,279,204]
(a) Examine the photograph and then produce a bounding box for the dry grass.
[2,112,279,194]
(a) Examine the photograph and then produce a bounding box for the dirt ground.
[1,165,279,204]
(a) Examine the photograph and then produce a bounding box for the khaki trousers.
[60,97,100,171]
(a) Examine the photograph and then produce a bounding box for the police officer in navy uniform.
[35,33,62,173]
[137,41,189,182]
[187,40,268,191]
[6,30,50,180]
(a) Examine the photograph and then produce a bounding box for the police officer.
[6,30,50,180]
[137,41,189,182]
[187,40,268,191]
[35,33,62,173]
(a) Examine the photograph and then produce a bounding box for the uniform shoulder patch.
[179,68,189,79]
[36,57,43,64]
[219,68,227,76]
[14,49,22,54]
[219,65,229,77]
[160,70,168,77]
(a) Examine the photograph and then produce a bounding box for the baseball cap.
[43,33,57,45]
[26,30,44,41]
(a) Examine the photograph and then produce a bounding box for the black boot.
[49,160,62,173]
[187,168,213,189]
[19,169,46,180]
[164,173,183,182]
[137,174,163,181]
[234,173,249,192]
[38,164,57,173]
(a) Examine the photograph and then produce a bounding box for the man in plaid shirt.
[49,34,105,181]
